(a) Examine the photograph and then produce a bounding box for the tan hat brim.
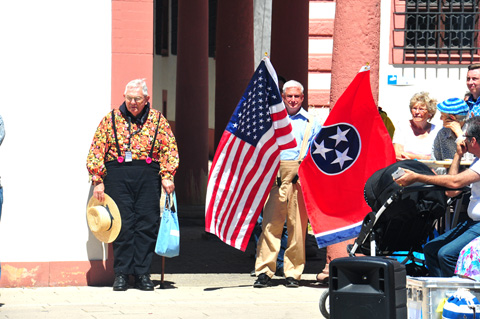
[87,194,122,243]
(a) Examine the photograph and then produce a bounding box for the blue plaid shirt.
[467,95,480,118]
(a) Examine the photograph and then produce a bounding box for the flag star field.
[227,70,280,147]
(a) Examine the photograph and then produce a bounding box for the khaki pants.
[255,161,309,280]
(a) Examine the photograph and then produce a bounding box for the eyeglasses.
[411,107,428,112]
[463,134,475,140]
[125,96,145,103]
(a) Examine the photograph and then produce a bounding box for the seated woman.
[455,236,480,281]
[432,98,469,160]
[393,92,440,160]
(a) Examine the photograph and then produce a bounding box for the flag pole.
[359,62,371,72]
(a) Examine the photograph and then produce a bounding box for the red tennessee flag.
[205,57,296,251]
[298,66,395,248]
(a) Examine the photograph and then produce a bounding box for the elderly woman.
[393,92,440,160]
[432,98,469,160]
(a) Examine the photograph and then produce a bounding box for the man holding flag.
[254,80,322,288]
[298,66,396,282]
[205,57,297,253]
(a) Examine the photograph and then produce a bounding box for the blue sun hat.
[437,98,469,116]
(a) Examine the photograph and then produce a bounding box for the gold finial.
[264,52,268,57]
[365,62,370,66]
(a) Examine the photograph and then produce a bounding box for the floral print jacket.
[86,103,179,184]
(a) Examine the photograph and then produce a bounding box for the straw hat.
[86,194,121,243]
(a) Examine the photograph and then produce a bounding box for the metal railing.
[393,0,480,64]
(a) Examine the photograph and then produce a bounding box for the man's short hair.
[468,64,480,71]
[282,80,304,94]
[125,79,149,96]
[466,116,480,140]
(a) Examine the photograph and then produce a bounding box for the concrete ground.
[0,217,328,318]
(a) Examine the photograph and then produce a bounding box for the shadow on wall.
[85,185,114,286]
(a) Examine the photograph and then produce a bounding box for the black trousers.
[104,161,161,275]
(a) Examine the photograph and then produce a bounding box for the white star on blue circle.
[310,123,361,175]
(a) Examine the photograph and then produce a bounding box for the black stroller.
[350,159,448,262]
[319,160,456,318]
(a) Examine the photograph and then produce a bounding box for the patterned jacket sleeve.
[157,114,179,181]
[86,115,110,183]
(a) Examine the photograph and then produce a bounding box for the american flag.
[205,57,296,251]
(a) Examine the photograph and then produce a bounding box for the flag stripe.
[275,125,296,141]
[207,132,280,250]
[315,223,362,248]
[205,133,237,230]
[216,142,255,236]
[270,107,295,149]
[229,154,279,250]
[224,134,280,249]
[207,134,244,233]
[270,108,288,122]
[213,131,278,247]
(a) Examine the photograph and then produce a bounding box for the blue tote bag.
[155,191,180,258]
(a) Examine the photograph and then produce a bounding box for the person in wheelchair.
[394,116,480,277]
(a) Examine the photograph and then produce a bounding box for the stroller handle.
[398,184,468,195]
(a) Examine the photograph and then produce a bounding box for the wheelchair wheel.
[319,290,330,318]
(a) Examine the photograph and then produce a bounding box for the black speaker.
[329,256,407,319]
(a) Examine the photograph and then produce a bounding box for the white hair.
[282,80,304,94]
[124,78,148,96]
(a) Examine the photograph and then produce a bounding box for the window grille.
[392,0,480,64]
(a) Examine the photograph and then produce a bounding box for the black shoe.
[135,274,155,291]
[250,269,256,277]
[113,274,128,291]
[285,277,299,288]
[253,273,271,288]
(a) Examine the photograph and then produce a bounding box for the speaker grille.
[329,257,406,319]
